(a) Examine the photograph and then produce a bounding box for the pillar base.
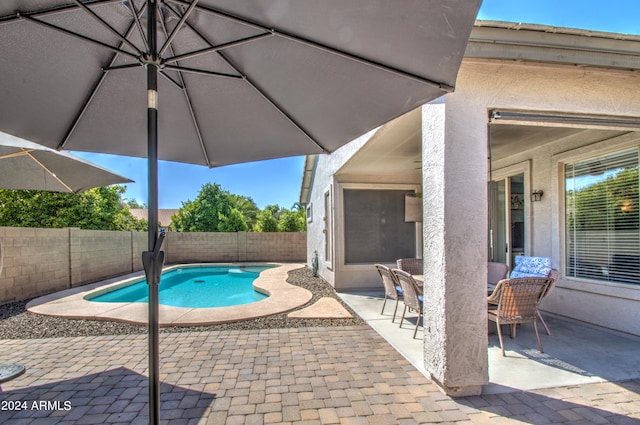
[430,375,483,397]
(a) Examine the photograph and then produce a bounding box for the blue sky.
[74,0,640,209]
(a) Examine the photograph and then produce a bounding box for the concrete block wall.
[244,232,307,262]
[166,232,240,263]
[70,229,136,288]
[0,227,306,304]
[0,227,70,304]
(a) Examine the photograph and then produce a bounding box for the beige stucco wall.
[0,228,306,304]
[421,99,489,395]
[451,59,640,336]
[304,130,377,289]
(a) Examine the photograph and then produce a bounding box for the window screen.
[344,189,416,264]
[565,148,640,285]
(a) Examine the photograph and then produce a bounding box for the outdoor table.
[0,363,25,384]
[411,275,424,296]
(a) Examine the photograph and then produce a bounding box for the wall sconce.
[530,190,544,202]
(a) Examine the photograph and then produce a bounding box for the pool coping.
[25,263,313,326]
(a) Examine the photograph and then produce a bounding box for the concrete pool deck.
[26,263,316,326]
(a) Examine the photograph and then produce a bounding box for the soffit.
[335,107,421,179]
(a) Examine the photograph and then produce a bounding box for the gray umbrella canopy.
[0,133,133,193]
[0,2,481,423]
[0,0,479,165]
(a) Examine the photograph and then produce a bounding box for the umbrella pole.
[143,2,162,424]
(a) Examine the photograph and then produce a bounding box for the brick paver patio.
[1,326,639,424]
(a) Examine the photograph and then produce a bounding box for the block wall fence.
[0,227,306,304]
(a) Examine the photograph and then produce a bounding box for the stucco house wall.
[303,24,640,337]
[304,129,377,288]
[452,59,640,336]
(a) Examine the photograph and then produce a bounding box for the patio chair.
[509,255,552,279]
[487,262,509,293]
[396,258,423,276]
[487,277,548,356]
[391,268,424,339]
[537,269,560,335]
[375,264,403,322]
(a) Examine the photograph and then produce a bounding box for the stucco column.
[421,101,488,396]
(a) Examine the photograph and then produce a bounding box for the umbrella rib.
[159,70,184,89]
[0,0,122,24]
[126,0,149,53]
[58,70,108,151]
[59,19,141,150]
[162,33,273,65]
[162,65,242,79]
[239,70,329,153]
[157,12,211,165]
[0,149,33,160]
[178,0,454,91]
[25,152,74,193]
[158,0,199,57]
[162,3,328,153]
[18,14,140,61]
[72,0,143,56]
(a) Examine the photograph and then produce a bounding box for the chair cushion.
[395,286,403,296]
[510,255,552,278]
[417,295,423,303]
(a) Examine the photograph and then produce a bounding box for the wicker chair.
[391,268,424,338]
[374,264,403,322]
[487,277,548,356]
[537,270,560,335]
[396,258,423,276]
[487,262,509,288]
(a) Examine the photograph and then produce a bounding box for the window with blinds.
[565,148,640,285]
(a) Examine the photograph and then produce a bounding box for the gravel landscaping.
[0,266,367,340]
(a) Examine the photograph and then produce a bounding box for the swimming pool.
[88,265,272,308]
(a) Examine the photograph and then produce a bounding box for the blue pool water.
[88,265,271,308]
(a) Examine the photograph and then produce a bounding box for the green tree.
[255,208,279,232]
[124,198,147,209]
[0,185,147,230]
[568,166,639,230]
[277,204,306,232]
[253,204,306,232]
[171,183,251,232]
[229,194,259,230]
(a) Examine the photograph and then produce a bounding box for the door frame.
[490,160,532,269]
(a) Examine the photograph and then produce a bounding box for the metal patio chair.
[375,264,403,322]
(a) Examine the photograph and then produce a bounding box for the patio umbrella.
[0,133,133,193]
[0,133,132,389]
[0,1,481,422]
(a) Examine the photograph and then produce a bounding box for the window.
[324,191,332,266]
[343,189,416,264]
[565,148,639,285]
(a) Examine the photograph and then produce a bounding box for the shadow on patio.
[338,290,640,395]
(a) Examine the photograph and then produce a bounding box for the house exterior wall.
[452,59,640,336]
[0,228,306,304]
[304,130,377,289]
[304,58,640,337]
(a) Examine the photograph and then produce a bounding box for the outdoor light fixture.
[531,190,544,202]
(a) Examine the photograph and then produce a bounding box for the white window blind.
[565,148,640,285]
